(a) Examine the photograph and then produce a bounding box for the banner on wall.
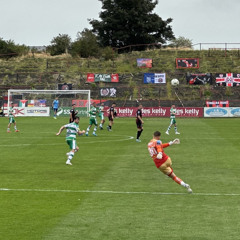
[215,73,240,86]
[229,107,240,117]
[19,100,28,107]
[104,107,203,117]
[204,107,240,117]
[186,73,212,85]
[176,58,199,69]
[86,73,95,82]
[143,73,166,84]
[94,74,111,82]
[137,58,152,68]
[4,107,50,117]
[86,73,119,82]
[58,83,72,90]
[100,88,117,97]
[206,101,229,107]
[55,107,88,117]
[18,99,47,107]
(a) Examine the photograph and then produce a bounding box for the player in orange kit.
[148,131,192,193]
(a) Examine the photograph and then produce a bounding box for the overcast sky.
[0,0,239,49]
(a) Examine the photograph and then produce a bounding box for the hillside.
[0,49,240,107]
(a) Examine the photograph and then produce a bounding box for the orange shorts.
[159,157,173,175]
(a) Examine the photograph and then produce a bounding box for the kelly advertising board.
[104,107,203,117]
[204,107,240,117]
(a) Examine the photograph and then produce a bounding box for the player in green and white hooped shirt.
[7,102,19,133]
[56,116,85,165]
[165,105,180,135]
[86,102,98,136]
[99,102,105,130]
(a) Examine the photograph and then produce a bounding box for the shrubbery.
[0,38,29,58]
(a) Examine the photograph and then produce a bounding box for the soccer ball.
[171,79,179,86]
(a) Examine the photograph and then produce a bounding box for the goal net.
[7,89,91,117]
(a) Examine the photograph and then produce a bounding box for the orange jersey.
[147,139,170,168]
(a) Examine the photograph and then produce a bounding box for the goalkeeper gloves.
[173,138,180,144]
[169,139,180,145]
[156,152,163,159]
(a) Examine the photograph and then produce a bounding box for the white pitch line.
[0,135,134,147]
[0,188,239,196]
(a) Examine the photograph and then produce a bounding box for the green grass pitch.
[0,116,239,240]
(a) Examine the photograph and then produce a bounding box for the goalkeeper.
[147,131,192,193]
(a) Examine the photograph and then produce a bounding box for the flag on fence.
[216,73,240,87]
[87,73,119,82]
[19,100,28,107]
[144,73,166,84]
[186,73,212,85]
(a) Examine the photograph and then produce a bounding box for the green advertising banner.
[94,74,111,82]
[51,107,88,117]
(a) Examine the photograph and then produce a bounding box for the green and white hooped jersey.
[98,106,104,116]
[9,107,14,117]
[170,108,176,119]
[89,107,97,119]
[99,106,104,113]
[64,122,79,140]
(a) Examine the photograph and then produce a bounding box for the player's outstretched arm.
[56,126,65,136]
[78,130,85,136]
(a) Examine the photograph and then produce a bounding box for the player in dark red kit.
[136,104,144,142]
[69,104,78,123]
[107,102,116,131]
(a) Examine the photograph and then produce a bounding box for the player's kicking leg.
[167,171,192,193]
[160,158,192,193]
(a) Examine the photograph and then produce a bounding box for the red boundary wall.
[104,107,203,117]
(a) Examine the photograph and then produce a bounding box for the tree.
[89,0,175,50]
[71,29,100,58]
[47,34,71,56]
[0,38,28,58]
[170,36,193,49]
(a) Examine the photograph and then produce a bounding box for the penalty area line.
[0,188,239,196]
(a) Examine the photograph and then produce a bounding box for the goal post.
[7,89,91,117]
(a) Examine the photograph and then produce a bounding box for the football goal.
[7,89,91,117]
